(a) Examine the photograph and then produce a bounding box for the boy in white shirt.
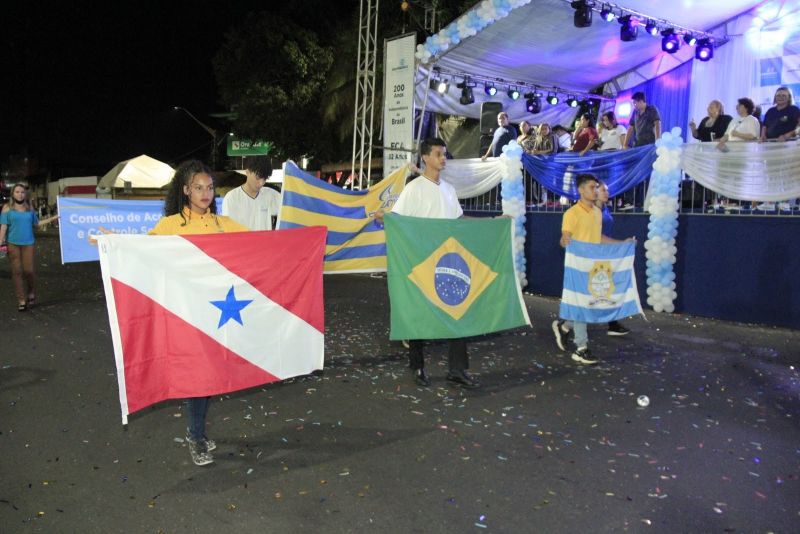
[377,138,479,389]
[222,157,281,230]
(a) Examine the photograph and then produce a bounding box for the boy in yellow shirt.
[553,174,634,364]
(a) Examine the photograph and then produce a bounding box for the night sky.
[1,1,320,176]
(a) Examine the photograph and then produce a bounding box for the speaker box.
[480,101,503,135]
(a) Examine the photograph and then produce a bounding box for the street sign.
[226,137,272,156]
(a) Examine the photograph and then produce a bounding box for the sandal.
[18,303,27,312]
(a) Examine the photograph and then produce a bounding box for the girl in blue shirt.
[0,184,59,311]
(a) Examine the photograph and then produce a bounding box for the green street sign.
[226,137,272,156]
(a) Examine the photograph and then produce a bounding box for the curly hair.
[163,160,216,224]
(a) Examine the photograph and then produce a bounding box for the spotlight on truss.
[695,38,714,61]
[619,15,639,42]
[571,0,593,28]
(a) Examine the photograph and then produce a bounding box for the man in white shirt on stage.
[222,156,281,231]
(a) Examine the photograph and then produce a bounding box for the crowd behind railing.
[464,86,800,217]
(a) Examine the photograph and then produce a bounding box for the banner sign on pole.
[383,33,417,178]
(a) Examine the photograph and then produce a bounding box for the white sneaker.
[756,202,776,211]
[778,202,793,211]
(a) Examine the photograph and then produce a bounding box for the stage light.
[524,93,542,114]
[565,96,579,108]
[571,0,593,28]
[546,93,559,105]
[459,86,474,105]
[507,87,520,100]
[619,15,638,42]
[695,38,714,61]
[457,78,475,105]
[484,83,497,96]
[600,5,614,22]
[684,33,697,46]
[436,79,449,94]
[661,29,680,53]
[616,101,632,119]
[645,20,659,36]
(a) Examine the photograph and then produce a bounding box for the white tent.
[96,154,175,193]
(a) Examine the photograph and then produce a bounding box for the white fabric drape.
[440,158,503,198]
[681,141,800,201]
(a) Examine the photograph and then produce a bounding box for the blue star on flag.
[210,286,253,328]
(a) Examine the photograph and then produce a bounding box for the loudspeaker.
[480,101,503,135]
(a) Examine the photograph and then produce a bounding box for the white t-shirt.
[222,185,281,230]
[391,175,463,219]
[557,132,572,150]
[723,114,760,142]
[599,125,627,150]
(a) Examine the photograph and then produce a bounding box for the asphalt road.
[1,231,798,533]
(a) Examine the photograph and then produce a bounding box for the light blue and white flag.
[559,240,645,324]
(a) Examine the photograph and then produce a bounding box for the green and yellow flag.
[385,213,530,340]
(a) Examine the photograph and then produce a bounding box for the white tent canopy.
[96,154,175,192]
[417,0,764,123]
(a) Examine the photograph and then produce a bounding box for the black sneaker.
[187,439,214,466]
[413,368,431,387]
[607,322,630,336]
[552,320,571,351]
[571,347,599,365]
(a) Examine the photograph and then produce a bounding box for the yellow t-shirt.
[561,202,602,244]
[149,207,249,236]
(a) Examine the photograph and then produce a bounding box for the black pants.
[408,339,468,371]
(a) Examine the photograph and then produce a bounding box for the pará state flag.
[559,240,645,324]
[385,213,530,340]
[278,161,408,273]
[97,227,326,424]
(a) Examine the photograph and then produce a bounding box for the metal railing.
[461,170,800,217]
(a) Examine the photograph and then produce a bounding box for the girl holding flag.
[150,160,248,466]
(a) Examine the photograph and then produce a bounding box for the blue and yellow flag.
[278,162,408,273]
[385,213,531,340]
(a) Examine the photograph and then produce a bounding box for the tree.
[214,1,475,165]
[213,12,334,161]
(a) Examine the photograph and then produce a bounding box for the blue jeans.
[186,396,210,441]
[565,321,589,349]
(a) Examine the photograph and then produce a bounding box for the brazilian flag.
[385,213,530,340]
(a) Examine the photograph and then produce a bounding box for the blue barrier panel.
[515,211,800,329]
